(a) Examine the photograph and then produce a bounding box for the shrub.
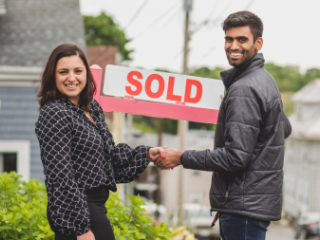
[0,172,173,240]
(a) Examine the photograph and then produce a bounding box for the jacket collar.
[220,53,265,90]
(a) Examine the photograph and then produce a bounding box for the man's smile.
[229,51,244,60]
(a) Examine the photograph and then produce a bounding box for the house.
[283,79,320,221]
[0,0,86,181]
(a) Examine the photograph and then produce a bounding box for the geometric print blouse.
[35,99,150,236]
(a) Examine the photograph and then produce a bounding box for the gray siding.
[0,86,44,181]
[0,0,86,67]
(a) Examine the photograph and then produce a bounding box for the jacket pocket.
[227,171,245,196]
[210,173,227,208]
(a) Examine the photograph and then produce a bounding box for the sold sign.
[126,72,202,104]
[103,65,223,110]
[91,65,223,123]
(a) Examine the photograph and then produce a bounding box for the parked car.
[295,212,320,240]
[183,204,220,240]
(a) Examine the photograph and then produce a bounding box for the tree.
[83,12,133,61]
[190,66,224,80]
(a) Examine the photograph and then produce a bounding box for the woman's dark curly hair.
[37,44,96,111]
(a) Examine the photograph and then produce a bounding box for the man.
[155,11,291,240]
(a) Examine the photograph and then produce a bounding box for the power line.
[131,0,180,40]
[161,4,182,28]
[191,0,233,35]
[207,0,236,28]
[205,0,221,21]
[197,46,216,63]
[195,0,255,64]
[124,0,149,30]
[190,0,220,33]
[244,0,255,10]
[172,0,234,62]
[129,2,182,55]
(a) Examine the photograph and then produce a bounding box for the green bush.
[0,172,173,240]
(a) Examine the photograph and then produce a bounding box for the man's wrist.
[175,151,184,165]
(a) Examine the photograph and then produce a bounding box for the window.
[0,153,17,173]
[0,140,30,181]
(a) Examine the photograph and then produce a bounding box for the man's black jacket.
[181,53,291,221]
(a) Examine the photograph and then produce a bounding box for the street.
[267,220,295,240]
[267,219,319,240]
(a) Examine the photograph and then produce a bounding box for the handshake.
[147,147,184,170]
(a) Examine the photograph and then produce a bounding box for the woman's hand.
[147,147,165,162]
[77,230,95,240]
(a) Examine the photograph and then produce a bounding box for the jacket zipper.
[222,190,229,205]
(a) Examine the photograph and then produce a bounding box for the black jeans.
[219,213,270,240]
[48,185,115,240]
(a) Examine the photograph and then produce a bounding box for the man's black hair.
[222,10,263,42]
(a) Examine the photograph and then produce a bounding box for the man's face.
[224,26,263,67]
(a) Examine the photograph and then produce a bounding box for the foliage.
[0,172,174,240]
[281,92,295,116]
[0,172,53,240]
[264,63,306,92]
[133,115,178,135]
[83,12,133,61]
[168,226,195,240]
[190,66,224,80]
[107,192,173,240]
[133,121,157,134]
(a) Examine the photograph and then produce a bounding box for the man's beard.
[226,49,255,67]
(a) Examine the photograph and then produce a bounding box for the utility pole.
[177,0,192,225]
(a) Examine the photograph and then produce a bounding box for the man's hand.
[154,147,183,169]
[146,147,165,162]
[77,230,95,240]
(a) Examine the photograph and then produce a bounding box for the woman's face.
[55,55,87,106]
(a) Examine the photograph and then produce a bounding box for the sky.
[79,0,320,73]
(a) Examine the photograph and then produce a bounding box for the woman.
[35,44,164,240]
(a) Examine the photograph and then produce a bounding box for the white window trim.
[0,140,30,181]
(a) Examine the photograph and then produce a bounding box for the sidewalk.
[266,219,295,240]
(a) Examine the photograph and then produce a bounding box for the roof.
[87,46,118,70]
[289,79,320,140]
[291,79,320,103]
[289,114,320,140]
[0,0,86,67]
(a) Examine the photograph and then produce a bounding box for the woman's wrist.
[146,148,152,162]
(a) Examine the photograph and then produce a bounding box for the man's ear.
[255,37,263,51]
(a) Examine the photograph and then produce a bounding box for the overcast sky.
[79,0,320,73]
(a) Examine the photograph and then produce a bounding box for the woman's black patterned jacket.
[35,99,150,236]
